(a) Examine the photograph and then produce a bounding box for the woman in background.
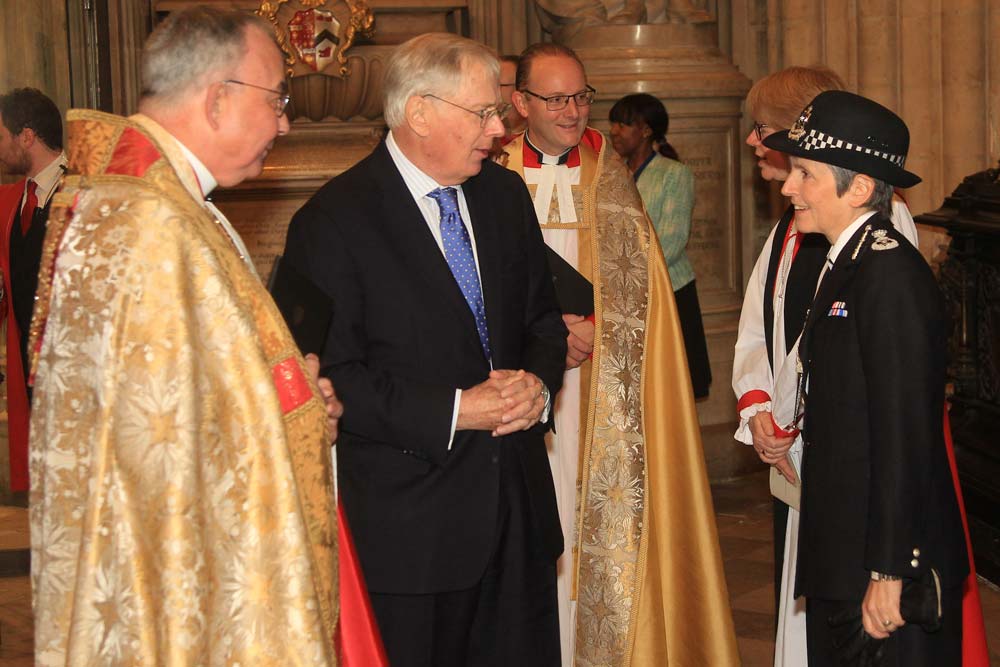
[733,65,919,667]
[610,93,712,398]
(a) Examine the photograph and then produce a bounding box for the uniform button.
[911,559,919,568]
[912,547,921,557]
[491,454,499,464]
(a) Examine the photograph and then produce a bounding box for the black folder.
[267,255,334,356]
[545,246,594,316]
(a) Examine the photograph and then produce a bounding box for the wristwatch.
[869,570,901,582]
[540,382,551,408]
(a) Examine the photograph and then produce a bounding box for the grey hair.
[383,33,499,129]
[141,7,275,104]
[829,164,894,219]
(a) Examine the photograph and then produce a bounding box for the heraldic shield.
[257,0,375,78]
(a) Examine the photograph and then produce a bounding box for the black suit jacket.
[795,215,968,601]
[10,198,53,385]
[284,141,567,594]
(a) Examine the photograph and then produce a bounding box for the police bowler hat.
[763,90,921,188]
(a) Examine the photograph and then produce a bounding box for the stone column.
[561,20,756,479]
[755,0,1000,264]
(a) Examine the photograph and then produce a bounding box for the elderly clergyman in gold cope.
[28,8,342,665]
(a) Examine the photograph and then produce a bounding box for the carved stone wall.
[0,0,72,186]
[728,0,1000,271]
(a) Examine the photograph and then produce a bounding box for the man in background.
[500,54,527,140]
[504,42,739,667]
[0,87,65,497]
[29,8,341,665]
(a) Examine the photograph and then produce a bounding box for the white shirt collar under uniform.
[827,210,878,267]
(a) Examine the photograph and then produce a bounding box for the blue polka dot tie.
[428,187,491,360]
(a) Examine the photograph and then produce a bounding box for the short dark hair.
[515,43,584,91]
[829,164,894,218]
[0,88,62,151]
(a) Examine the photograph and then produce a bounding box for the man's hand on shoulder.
[564,314,595,369]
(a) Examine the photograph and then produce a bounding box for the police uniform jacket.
[795,213,968,602]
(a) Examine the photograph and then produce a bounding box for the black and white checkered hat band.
[800,128,906,167]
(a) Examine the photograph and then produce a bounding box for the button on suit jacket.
[284,142,567,594]
[795,215,968,601]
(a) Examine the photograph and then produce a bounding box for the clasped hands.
[748,410,798,484]
[457,369,546,436]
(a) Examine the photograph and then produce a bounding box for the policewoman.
[763,90,968,666]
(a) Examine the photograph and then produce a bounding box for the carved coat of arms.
[258,0,374,77]
[288,8,341,72]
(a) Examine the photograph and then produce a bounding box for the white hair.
[382,33,499,129]
[141,7,275,105]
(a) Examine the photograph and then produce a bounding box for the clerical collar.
[524,133,575,167]
[176,141,217,198]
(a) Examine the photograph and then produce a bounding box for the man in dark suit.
[0,87,65,496]
[283,32,567,667]
[763,90,968,666]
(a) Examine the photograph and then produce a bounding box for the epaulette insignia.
[871,228,899,251]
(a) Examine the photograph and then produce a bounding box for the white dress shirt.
[19,152,67,211]
[385,131,484,449]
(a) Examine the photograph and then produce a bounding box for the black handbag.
[827,568,942,665]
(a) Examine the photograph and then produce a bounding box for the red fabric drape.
[942,405,990,666]
[0,181,30,492]
[336,500,389,667]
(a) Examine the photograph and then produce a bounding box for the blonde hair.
[383,33,499,129]
[746,66,847,130]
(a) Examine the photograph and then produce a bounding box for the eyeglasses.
[222,79,291,117]
[753,121,770,142]
[520,85,596,111]
[423,94,510,127]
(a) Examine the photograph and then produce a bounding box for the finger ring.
[882,619,892,627]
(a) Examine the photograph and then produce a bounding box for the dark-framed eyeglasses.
[423,94,511,127]
[753,121,770,142]
[222,79,291,117]
[519,85,596,111]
